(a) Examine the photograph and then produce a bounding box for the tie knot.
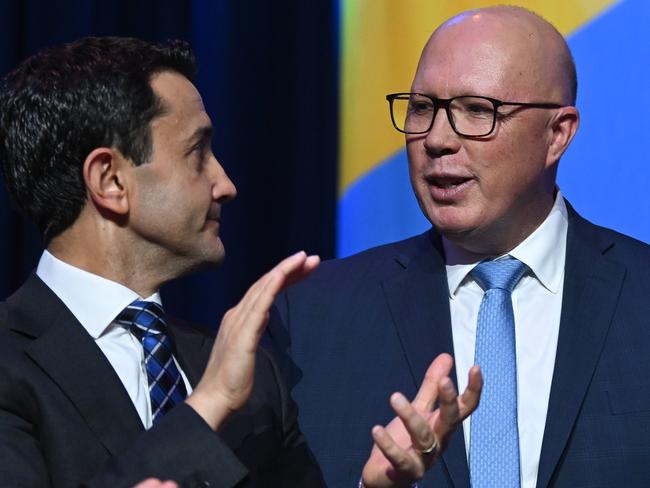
[471,257,528,292]
[115,299,167,338]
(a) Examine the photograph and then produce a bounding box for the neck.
[48,224,169,298]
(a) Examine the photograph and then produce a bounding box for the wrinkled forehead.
[412,13,548,100]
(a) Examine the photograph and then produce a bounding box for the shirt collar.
[443,191,568,298]
[36,250,162,339]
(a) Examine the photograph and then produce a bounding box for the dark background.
[0,0,339,325]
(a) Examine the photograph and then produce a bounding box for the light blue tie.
[469,257,528,488]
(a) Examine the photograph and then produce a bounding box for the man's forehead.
[150,71,209,126]
[413,13,543,98]
[151,71,204,107]
[413,38,516,98]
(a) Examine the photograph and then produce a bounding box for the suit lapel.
[536,210,625,488]
[167,319,213,387]
[9,275,145,456]
[381,232,471,488]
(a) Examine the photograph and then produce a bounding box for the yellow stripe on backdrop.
[339,0,619,195]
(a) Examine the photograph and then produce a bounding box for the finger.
[458,365,483,420]
[270,250,310,281]
[284,254,320,287]
[264,253,320,294]
[226,281,275,349]
[433,377,460,444]
[224,272,275,328]
[224,251,310,331]
[225,252,318,347]
[250,254,320,315]
[413,353,454,411]
[371,425,420,476]
[239,251,308,311]
[132,480,158,488]
[132,480,178,488]
[390,393,436,452]
[249,268,299,316]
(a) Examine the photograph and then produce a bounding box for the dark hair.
[0,37,196,241]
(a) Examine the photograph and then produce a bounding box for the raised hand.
[186,251,320,430]
[361,354,482,487]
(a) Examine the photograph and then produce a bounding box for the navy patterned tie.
[116,300,187,423]
[469,257,528,488]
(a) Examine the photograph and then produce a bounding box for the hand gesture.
[186,251,320,429]
[362,354,482,487]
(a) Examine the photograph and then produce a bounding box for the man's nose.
[211,159,237,203]
[423,106,461,156]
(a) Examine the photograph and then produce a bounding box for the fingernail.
[391,393,408,407]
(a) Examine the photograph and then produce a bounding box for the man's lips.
[424,174,475,201]
[204,205,221,234]
[427,175,473,188]
[206,204,221,221]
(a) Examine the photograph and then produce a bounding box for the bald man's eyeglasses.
[386,93,564,137]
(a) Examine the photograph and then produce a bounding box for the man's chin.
[201,242,226,267]
[172,254,222,281]
[429,218,487,253]
[428,212,475,239]
[202,234,226,260]
[172,241,226,278]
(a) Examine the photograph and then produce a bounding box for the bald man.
[268,6,650,488]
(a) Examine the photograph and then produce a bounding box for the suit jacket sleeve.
[0,350,322,488]
[0,332,247,488]
[84,404,249,488]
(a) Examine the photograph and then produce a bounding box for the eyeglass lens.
[391,94,496,136]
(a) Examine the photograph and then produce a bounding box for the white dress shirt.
[36,251,192,429]
[444,192,568,488]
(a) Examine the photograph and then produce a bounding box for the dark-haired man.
[268,6,650,488]
[0,37,480,488]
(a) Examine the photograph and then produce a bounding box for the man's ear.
[82,147,131,215]
[546,106,580,168]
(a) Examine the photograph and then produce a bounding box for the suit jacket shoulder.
[0,274,324,488]
[310,230,440,279]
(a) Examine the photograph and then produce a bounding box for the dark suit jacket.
[268,205,650,488]
[0,274,325,488]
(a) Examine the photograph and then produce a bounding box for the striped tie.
[116,300,187,423]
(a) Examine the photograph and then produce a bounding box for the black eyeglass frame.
[386,92,566,137]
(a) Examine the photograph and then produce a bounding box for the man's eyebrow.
[185,125,214,147]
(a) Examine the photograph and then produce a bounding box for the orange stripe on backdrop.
[339,0,619,195]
